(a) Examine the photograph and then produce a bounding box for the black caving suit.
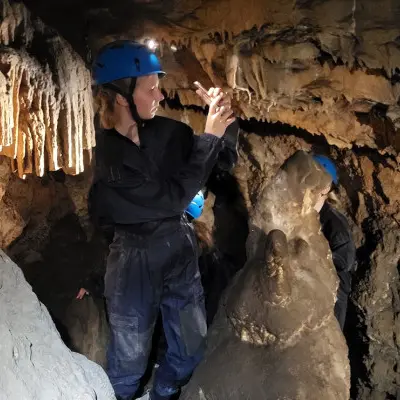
[319,202,356,331]
[88,115,239,400]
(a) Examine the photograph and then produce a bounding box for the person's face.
[133,74,164,120]
[320,186,331,200]
[314,184,331,212]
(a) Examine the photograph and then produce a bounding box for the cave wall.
[0,152,110,366]
[0,154,93,249]
[1,0,400,398]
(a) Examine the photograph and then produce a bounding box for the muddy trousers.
[104,222,207,400]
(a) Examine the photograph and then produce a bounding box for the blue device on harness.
[312,154,338,184]
[185,191,204,219]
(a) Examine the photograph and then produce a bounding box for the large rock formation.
[181,151,350,400]
[232,129,400,399]
[0,250,115,400]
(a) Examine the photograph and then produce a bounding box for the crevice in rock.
[162,89,206,114]
[347,217,380,399]
[239,117,330,147]
[372,171,390,205]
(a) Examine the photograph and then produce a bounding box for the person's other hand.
[76,288,89,300]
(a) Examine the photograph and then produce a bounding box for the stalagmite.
[181,151,350,400]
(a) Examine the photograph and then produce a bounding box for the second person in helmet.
[89,40,236,400]
[312,154,356,331]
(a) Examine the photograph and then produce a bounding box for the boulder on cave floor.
[0,250,115,400]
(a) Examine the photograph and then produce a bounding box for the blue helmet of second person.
[312,154,338,185]
[185,191,205,219]
[92,40,165,85]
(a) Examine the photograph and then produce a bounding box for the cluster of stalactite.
[0,0,95,178]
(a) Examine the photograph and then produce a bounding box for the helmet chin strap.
[127,78,144,127]
[104,78,144,127]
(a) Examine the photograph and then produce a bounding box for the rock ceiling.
[1,0,400,176]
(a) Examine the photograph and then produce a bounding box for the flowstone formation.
[181,151,350,400]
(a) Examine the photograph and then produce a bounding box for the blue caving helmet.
[93,40,165,85]
[185,191,205,219]
[92,40,165,123]
[312,154,338,184]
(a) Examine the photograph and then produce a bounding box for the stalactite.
[0,0,94,177]
[160,34,400,153]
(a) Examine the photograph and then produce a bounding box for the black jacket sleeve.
[330,234,356,273]
[321,206,357,273]
[107,133,223,213]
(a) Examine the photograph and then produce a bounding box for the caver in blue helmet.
[92,40,165,123]
[312,154,338,185]
[185,191,205,219]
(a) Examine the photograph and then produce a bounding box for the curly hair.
[93,86,117,129]
[93,78,133,129]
